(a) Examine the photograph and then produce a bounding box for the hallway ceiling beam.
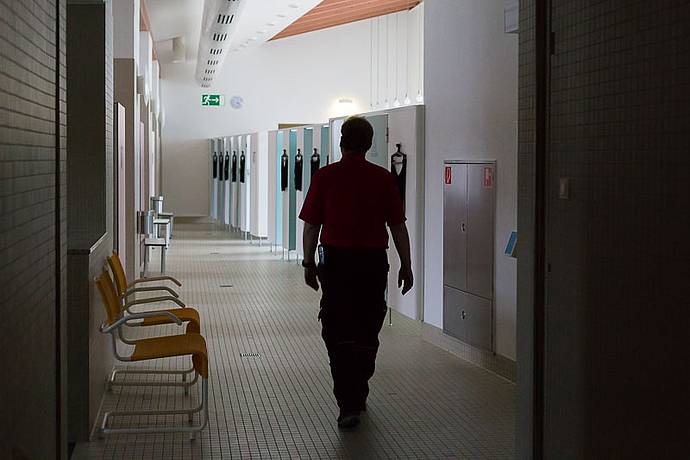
[271,0,421,41]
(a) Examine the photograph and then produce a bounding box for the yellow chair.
[99,269,200,394]
[95,271,209,438]
[107,251,183,304]
[107,251,200,334]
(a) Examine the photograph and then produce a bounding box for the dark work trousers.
[317,246,389,413]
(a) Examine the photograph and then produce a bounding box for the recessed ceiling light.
[249,37,258,41]
[266,22,276,27]
[256,30,265,35]
[277,13,286,18]
[288,3,299,8]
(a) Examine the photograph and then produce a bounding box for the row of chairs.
[143,195,174,276]
[94,252,209,439]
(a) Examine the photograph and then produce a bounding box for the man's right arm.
[390,222,413,295]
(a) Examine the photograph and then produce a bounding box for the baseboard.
[421,322,516,382]
[174,216,212,223]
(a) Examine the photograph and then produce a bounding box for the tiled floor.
[73,223,514,459]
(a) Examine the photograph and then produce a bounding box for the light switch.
[559,177,570,200]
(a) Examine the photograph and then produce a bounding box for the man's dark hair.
[340,116,373,154]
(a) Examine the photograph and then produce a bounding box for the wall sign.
[483,166,494,188]
[201,94,224,106]
[505,231,518,258]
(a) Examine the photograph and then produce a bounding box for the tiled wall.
[0,0,66,457]
[67,233,113,442]
[66,2,113,246]
[518,0,690,457]
[545,2,689,457]
[66,1,115,442]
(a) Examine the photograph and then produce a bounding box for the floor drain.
[219,284,234,288]
[239,353,261,358]
[210,252,220,255]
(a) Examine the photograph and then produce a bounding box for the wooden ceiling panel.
[271,0,421,41]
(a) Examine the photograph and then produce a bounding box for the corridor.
[73,222,514,459]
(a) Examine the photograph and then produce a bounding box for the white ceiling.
[147,0,322,73]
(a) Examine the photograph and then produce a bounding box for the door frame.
[531,0,552,457]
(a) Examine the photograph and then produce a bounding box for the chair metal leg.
[99,378,209,437]
[108,367,197,391]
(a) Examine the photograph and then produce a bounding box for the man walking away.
[299,116,414,429]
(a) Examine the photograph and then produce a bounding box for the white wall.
[424,0,518,360]
[161,7,423,216]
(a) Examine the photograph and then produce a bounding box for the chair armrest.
[123,285,180,299]
[124,295,185,310]
[101,310,182,333]
[129,275,182,287]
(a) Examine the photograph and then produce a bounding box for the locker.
[210,139,217,221]
[443,161,495,350]
[443,163,468,291]
[216,138,224,222]
[443,286,492,351]
[467,164,494,298]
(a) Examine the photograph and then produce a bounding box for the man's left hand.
[304,266,319,291]
[398,266,414,295]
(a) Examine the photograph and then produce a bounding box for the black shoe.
[337,411,361,429]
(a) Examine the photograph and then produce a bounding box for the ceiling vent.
[195,0,245,87]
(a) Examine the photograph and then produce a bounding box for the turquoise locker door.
[365,114,389,169]
[275,132,283,246]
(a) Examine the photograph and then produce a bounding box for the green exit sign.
[201,94,224,106]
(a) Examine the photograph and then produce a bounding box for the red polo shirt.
[299,154,406,249]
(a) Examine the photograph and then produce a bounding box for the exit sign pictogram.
[201,94,224,106]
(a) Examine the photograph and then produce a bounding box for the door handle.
[460,222,467,233]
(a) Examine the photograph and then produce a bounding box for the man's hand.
[304,266,319,291]
[302,222,321,291]
[390,223,413,295]
[398,266,413,295]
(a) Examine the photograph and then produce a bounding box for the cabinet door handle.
[460,222,467,233]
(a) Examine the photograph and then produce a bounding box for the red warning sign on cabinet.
[483,167,493,188]
[444,166,452,184]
